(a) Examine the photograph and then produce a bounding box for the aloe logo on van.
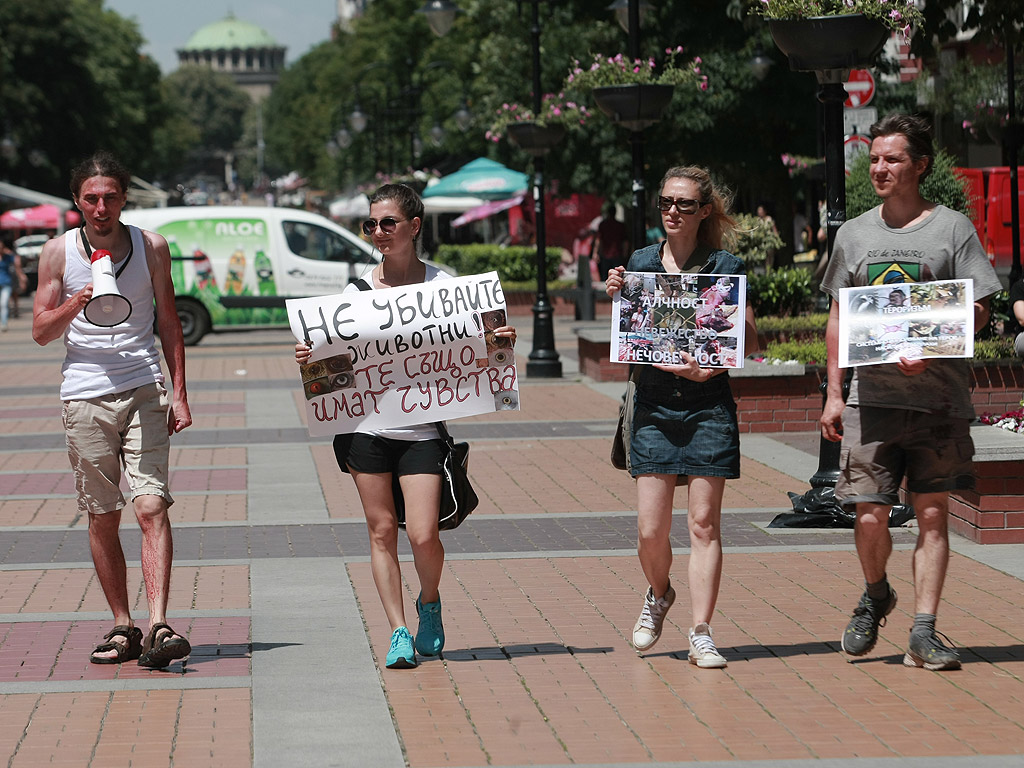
[214,220,266,238]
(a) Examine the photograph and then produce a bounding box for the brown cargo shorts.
[62,382,173,515]
[836,405,975,508]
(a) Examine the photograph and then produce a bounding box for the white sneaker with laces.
[688,622,727,668]
[631,583,676,652]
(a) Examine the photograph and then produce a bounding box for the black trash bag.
[769,487,914,529]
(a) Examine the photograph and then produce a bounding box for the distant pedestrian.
[595,203,628,278]
[0,238,25,331]
[605,165,759,668]
[820,114,1002,671]
[31,151,193,668]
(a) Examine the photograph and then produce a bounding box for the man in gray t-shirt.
[819,114,1001,672]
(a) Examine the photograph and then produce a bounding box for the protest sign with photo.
[610,271,747,368]
[286,271,519,436]
[838,279,974,368]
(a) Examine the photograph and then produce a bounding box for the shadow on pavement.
[443,643,615,661]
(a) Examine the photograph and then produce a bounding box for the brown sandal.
[138,622,192,669]
[90,625,143,665]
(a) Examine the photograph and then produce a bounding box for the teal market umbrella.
[422,158,528,201]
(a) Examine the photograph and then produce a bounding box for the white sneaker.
[688,623,727,668]
[631,583,676,652]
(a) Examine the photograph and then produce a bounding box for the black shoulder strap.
[79,223,133,278]
[354,278,371,291]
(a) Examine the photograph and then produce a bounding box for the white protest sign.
[610,271,747,368]
[287,271,519,436]
[838,279,974,368]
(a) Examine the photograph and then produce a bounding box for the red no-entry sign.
[844,69,876,109]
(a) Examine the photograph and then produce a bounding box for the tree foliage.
[157,65,252,184]
[0,0,165,195]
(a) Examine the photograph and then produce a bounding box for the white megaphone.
[83,249,132,327]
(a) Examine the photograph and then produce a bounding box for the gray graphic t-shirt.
[821,204,1002,417]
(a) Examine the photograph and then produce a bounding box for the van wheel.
[176,298,210,346]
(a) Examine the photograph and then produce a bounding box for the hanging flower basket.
[506,121,566,157]
[768,14,888,72]
[591,84,674,131]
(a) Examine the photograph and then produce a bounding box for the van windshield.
[282,221,375,265]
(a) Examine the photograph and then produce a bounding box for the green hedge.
[762,340,828,365]
[433,244,560,283]
[757,313,828,334]
[747,268,816,317]
[762,336,1015,364]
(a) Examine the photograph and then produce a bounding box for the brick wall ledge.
[945,425,1024,544]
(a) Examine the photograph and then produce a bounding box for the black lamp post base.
[526,357,562,378]
[526,299,561,378]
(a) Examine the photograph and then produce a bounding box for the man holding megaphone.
[32,151,194,668]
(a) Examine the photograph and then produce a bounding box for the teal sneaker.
[385,626,417,669]
[415,594,445,657]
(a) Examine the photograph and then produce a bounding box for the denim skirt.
[629,368,740,479]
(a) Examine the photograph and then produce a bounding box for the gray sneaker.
[904,630,961,671]
[841,587,897,656]
[632,584,676,652]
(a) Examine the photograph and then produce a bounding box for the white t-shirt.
[347,263,451,441]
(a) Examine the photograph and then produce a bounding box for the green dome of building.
[182,13,279,51]
[177,13,286,101]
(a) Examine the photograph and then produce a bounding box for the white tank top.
[60,225,163,400]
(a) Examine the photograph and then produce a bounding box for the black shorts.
[337,433,445,476]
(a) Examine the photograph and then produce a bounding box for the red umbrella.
[0,204,81,230]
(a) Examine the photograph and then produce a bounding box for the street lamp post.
[523,0,561,377]
[609,0,652,250]
[421,0,561,376]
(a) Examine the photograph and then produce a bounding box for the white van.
[121,206,380,344]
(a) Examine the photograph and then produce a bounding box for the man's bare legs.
[88,508,132,660]
[134,493,185,645]
[89,495,184,661]
[854,502,894,583]
[909,491,950,616]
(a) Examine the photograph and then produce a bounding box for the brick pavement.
[0,318,1022,768]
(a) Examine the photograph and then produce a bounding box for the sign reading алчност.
[286,271,520,436]
[610,271,747,368]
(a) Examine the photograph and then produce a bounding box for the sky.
[104,1,340,75]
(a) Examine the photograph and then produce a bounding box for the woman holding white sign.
[605,166,758,668]
[296,184,515,670]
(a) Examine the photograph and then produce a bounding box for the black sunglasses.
[657,196,708,214]
[361,216,406,236]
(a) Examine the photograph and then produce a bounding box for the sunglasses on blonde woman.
[657,197,707,214]
[361,217,406,236]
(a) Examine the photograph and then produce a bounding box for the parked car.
[13,233,49,294]
[121,206,454,345]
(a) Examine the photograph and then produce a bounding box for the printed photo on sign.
[287,271,520,437]
[610,271,746,368]
[838,279,974,368]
